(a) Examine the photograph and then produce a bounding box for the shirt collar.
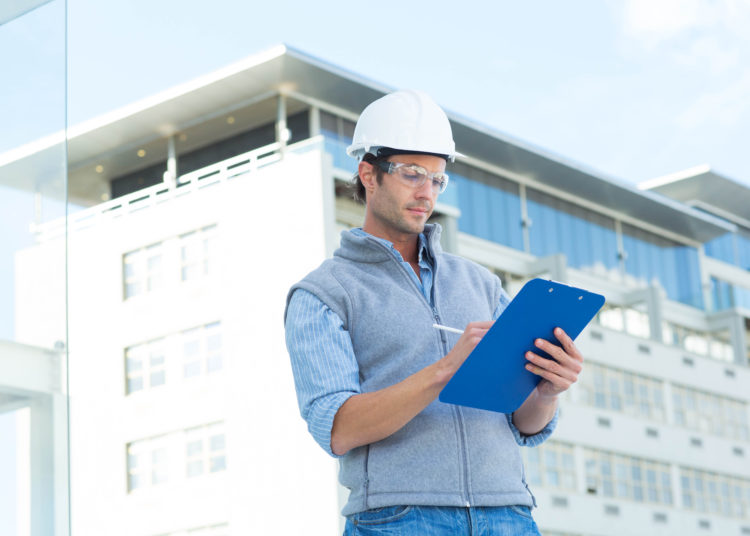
[351,228,430,264]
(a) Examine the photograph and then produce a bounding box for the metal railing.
[32,137,324,242]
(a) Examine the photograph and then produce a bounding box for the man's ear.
[358,160,377,193]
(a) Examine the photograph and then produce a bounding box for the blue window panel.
[711,278,733,311]
[737,231,750,271]
[454,173,523,250]
[705,233,736,264]
[622,224,703,309]
[736,286,750,309]
[321,130,356,173]
[438,178,459,208]
[527,189,618,274]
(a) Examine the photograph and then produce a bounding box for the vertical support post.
[276,93,289,155]
[646,284,664,343]
[309,106,321,137]
[697,245,713,313]
[28,397,54,536]
[165,134,177,189]
[520,184,531,254]
[728,313,749,366]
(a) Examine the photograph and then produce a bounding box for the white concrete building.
[3,45,750,535]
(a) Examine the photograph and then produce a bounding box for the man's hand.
[436,321,494,384]
[512,327,583,435]
[524,327,583,397]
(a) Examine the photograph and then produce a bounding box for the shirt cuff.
[306,391,357,458]
[506,406,559,447]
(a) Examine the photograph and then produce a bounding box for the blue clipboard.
[439,278,605,413]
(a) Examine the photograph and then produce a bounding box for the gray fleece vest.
[286,224,534,516]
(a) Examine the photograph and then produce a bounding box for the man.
[284,89,584,535]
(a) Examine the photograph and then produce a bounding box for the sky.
[1,0,750,533]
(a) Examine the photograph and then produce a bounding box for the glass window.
[452,162,523,251]
[526,188,618,275]
[621,223,703,309]
[521,441,576,491]
[127,435,170,491]
[672,384,749,441]
[574,362,665,421]
[320,110,357,173]
[185,423,226,478]
[125,339,167,394]
[680,467,750,518]
[181,322,223,378]
[123,242,164,299]
[127,423,226,492]
[180,225,216,281]
[584,449,672,505]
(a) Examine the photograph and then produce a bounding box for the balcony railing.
[32,137,324,242]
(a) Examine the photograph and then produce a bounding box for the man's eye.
[402,170,422,180]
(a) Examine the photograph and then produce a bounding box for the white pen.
[432,323,464,335]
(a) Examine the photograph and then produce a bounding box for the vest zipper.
[364,235,472,506]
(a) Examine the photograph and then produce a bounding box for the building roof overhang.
[0,45,733,242]
[640,165,750,230]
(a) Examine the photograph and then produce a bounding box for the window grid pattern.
[680,467,750,519]
[127,423,226,493]
[575,362,666,422]
[594,304,651,339]
[672,384,750,441]
[125,322,222,395]
[522,441,577,491]
[185,422,227,478]
[662,321,734,362]
[180,225,217,281]
[123,242,164,298]
[125,338,167,394]
[123,224,217,300]
[127,435,171,492]
[584,449,673,505]
[182,322,223,379]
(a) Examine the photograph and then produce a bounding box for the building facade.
[3,45,750,535]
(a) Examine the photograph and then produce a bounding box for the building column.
[276,93,290,154]
[164,134,177,188]
[309,106,321,137]
[728,313,749,366]
[645,284,664,343]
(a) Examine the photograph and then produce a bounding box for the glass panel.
[0,2,69,534]
[452,162,523,251]
[621,222,703,308]
[527,188,618,274]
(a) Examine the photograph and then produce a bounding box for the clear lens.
[391,164,449,194]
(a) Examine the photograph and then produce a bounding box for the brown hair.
[349,153,384,204]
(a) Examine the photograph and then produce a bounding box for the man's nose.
[415,179,435,199]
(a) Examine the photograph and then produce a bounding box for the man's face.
[363,153,446,241]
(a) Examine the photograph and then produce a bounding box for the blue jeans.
[343,505,541,535]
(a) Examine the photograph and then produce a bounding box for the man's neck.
[360,224,421,264]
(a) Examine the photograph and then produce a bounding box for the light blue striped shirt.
[285,229,557,457]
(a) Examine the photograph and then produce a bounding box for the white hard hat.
[346,89,463,162]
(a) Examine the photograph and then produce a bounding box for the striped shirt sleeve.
[493,283,559,446]
[285,288,360,457]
